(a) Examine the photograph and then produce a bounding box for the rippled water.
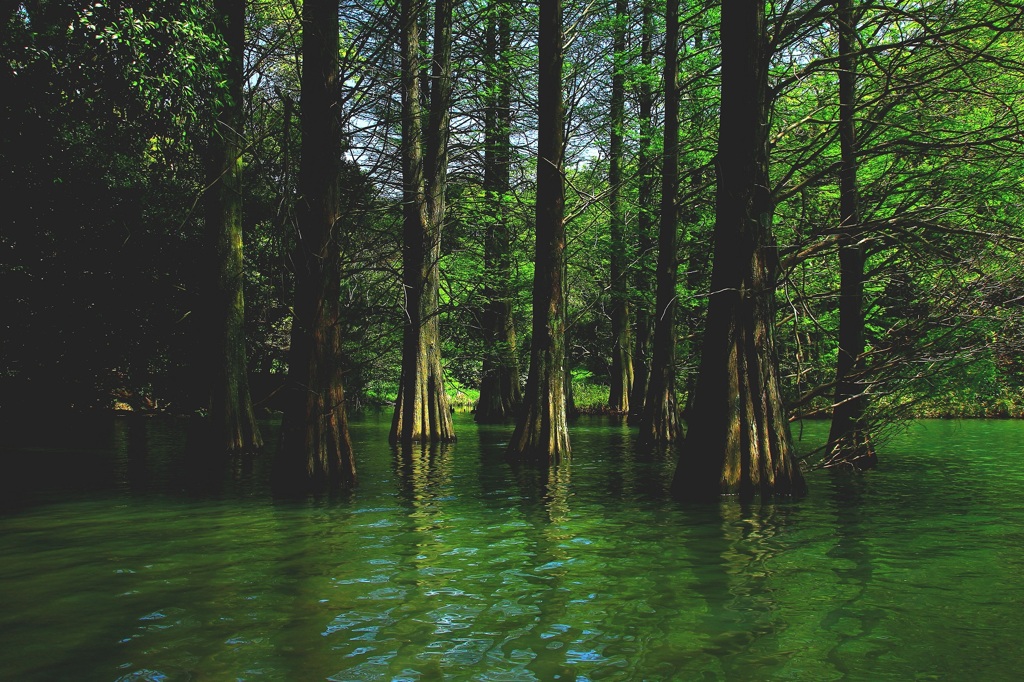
[1,414,1022,680]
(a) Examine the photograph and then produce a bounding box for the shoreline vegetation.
[43,373,1024,422]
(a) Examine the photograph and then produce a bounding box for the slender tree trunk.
[638,0,680,444]
[563,258,578,417]
[674,0,804,500]
[273,93,293,237]
[507,0,569,462]
[392,0,456,444]
[477,0,522,423]
[204,0,262,452]
[826,0,876,469]
[607,0,632,414]
[628,0,656,424]
[277,0,356,491]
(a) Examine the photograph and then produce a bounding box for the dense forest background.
[3,0,1023,476]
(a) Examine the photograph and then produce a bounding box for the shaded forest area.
[3,0,1024,495]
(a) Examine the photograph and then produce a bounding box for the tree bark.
[392,0,456,444]
[204,0,263,452]
[638,0,680,444]
[507,0,570,462]
[277,0,356,491]
[627,0,656,424]
[476,0,522,423]
[674,0,805,500]
[826,0,876,469]
[607,0,633,414]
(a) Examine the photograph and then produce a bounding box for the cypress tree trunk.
[507,0,570,462]
[628,0,656,424]
[476,0,522,423]
[392,0,456,444]
[826,0,876,469]
[638,0,680,444]
[204,0,262,452]
[607,0,633,414]
[674,0,804,500]
[277,0,356,491]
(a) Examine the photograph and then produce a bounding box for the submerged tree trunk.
[607,0,632,414]
[638,0,680,445]
[628,0,656,424]
[277,0,356,491]
[826,0,876,469]
[203,0,262,452]
[674,0,804,500]
[392,0,455,444]
[476,0,521,423]
[507,0,569,462]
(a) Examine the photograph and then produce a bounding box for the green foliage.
[71,1,227,134]
[2,0,234,411]
[569,370,610,412]
[4,0,1024,432]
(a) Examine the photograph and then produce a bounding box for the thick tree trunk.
[638,0,680,444]
[476,0,522,423]
[607,0,633,414]
[277,0,356,491]
[628,0,656,424]
[392,0,455,444]
[674,0,804,500]
[507,0,570,462]
[204,0,262,452]
[826,0,876,469]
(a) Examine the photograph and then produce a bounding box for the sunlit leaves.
[68,1,227,145]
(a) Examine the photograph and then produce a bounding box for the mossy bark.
[508,0,570,463]
[674,0,804,500]
[392,0,455,444]
[277,0,356,492]
[204,0,262,453]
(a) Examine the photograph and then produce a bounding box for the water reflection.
[508,460,572,524]
[821,471,886,674]
[506,459,577,680]
[3,416,1024,680]
[0,412,121,510]
[475,423,515,513]
[392,441,455,509]
[595,424,635,500]
[118,416,150,492]
[671,502,789,678]
[582,421,675,502]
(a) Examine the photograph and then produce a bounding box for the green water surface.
[1,414,1022,680]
